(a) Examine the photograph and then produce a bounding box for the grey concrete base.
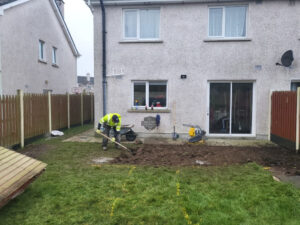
[137,132,268,140]
[92,157,114,164]
[271,168,300,189]
[205,139,277,147]
[64,129,276,147]
[276,175,300,188]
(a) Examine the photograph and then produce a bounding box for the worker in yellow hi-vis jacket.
[96,113,121,150]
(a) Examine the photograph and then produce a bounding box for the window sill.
[128,109,170,113]
[203,38,252,42]
[38,59,47,64]
[52,63,59,68]
[119,40,163,44]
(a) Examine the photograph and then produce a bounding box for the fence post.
[48,91,52,133]
[67,92,70,129]
[17,89,24,148]
[296,87,300,153]
[91,94,93,123]
[268,90,273,141]
[81,92,83,126]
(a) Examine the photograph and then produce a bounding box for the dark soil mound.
[112,144,300,175]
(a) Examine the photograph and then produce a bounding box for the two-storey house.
[0,0,80,95]
[86,0,300,139]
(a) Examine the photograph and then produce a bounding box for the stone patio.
[64,129,278,148]
[64,129,101,143]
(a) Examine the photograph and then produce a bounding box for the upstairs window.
[209,6,247,38]
[123,9,160,40]
[52,47,57,65]
[39,40,45,61]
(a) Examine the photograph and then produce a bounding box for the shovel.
[97,131,134,154]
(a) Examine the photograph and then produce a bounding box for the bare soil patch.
[21,144,54,159]
[112,144,300,175]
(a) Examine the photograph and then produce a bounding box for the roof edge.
[86,0,256,6]
[49,0,80,57]
[0,0,80,57]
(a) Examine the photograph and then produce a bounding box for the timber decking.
[0,147,47,208]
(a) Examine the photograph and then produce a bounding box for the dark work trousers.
[102,124,121,147]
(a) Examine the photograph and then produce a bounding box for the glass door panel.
[231,83,253,134]
[209,83,230,134]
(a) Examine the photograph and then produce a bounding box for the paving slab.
[92,157,114,164]
[64,130,101,143]
[205,139,278,147]
[64,129,135,144]
[271,168,300,188]
[64,129,277,148]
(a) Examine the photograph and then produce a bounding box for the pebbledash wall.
[91,0,300,139]
[0,0,78,95]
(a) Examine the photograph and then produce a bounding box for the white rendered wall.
[93,1,300,139]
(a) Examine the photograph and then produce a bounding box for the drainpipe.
[99,0,107,115]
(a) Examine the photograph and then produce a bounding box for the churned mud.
[21,144,54,159]
[112,144,300,175]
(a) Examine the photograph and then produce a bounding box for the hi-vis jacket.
[99,113,121,131]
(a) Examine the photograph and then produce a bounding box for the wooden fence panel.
[91,94,94,122]
[271,91,297,149]
[24,94,48,139]
[51,95,68,130]
[0,95,20,147]
[70,94,81,126]
[0,92,94,147]
[83,95,92,123]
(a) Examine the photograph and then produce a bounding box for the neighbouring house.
[0,0,80,95]
[86,0,300,139]
[76,73,94,93]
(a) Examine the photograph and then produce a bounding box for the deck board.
[0,154,27,172]
[0,157,33,180]
[0,151,15,160]
[0,148,9,155]
[0,147,47,208]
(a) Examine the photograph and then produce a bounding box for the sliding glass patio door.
[209,82,253,135]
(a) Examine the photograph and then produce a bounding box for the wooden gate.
[271,91,299,150]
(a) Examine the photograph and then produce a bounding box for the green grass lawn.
[1,125,300,225]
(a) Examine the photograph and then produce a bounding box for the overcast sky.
[64,0,94,77]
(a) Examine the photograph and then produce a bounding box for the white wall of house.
[93,0,300,139]
[0,0,77,95]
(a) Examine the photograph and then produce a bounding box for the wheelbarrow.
[120,125,137,141]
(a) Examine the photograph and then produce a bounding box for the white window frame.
[132,81,168,109]
[206,80,256,137]
[38,40,46,62]
[123,8,160,40]
[52,47,58,65]
[208,5,248,38]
